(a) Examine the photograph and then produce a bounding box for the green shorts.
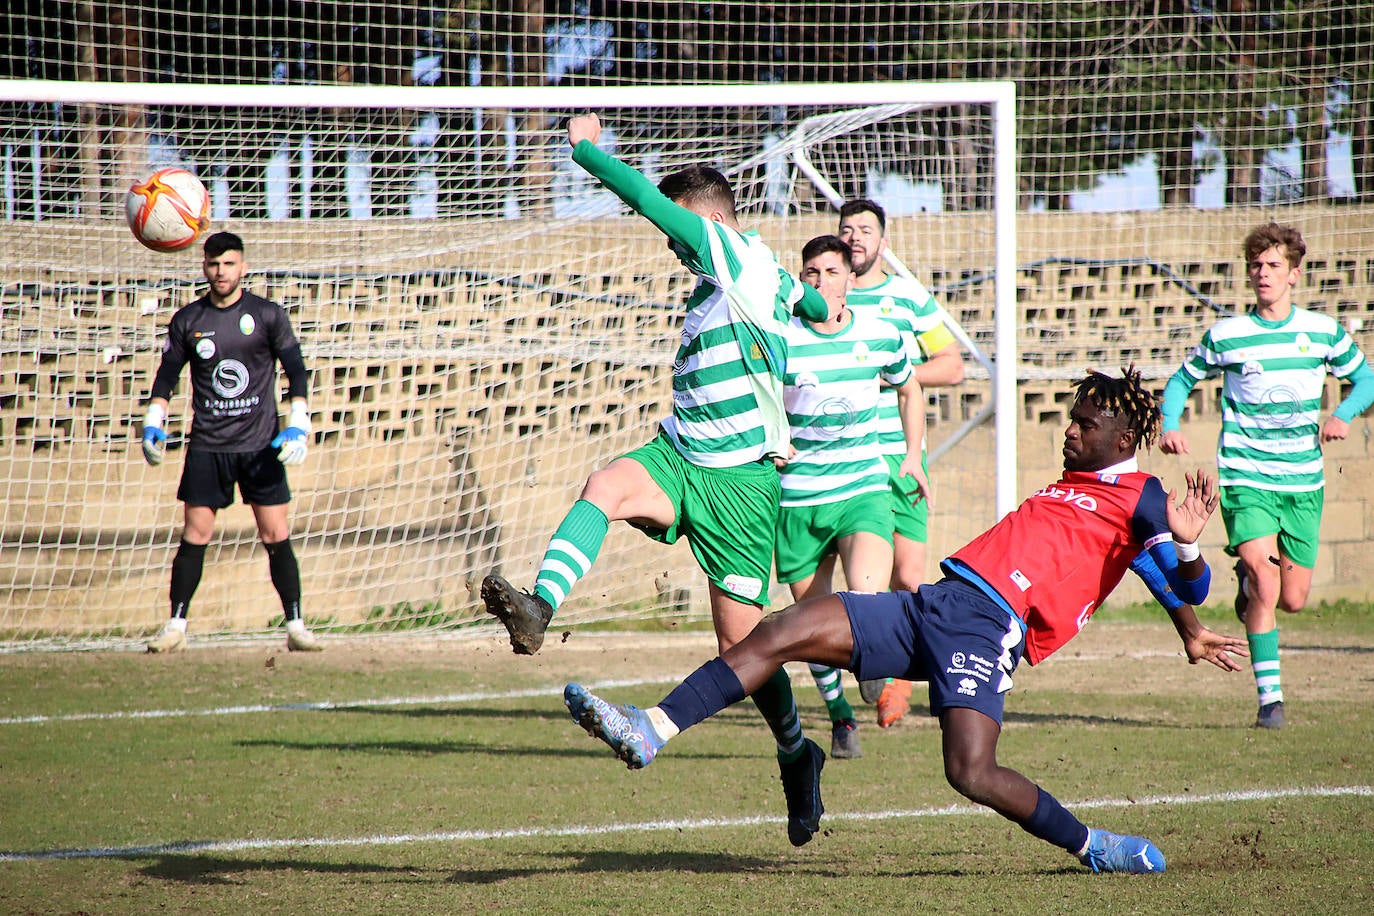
[622,430,780,607]
[1220,484,1323,569]
[775,490,894,584]
[884,452,929,543]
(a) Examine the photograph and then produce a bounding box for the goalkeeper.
[140,231,320,654]
[482,112,831,847]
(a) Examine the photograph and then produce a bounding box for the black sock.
[263,537,302,621]
[169,539,207,618]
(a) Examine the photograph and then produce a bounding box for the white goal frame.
[3,77,1020,516]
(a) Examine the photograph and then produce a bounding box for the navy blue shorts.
[840,577,1026,724]
[177,445,290,509]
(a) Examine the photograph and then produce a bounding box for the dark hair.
[801,234,853,270]
[203,231,244,259]
[838,198,886,234]
[1243,222,1306,269]
[658,165,736,217]
[1072,364,1161,450]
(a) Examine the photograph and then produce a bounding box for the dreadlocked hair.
[1072,364,1162,450]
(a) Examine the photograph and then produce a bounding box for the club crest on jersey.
[879,296,896,314]
[851,341,872,363]
[1294,332,1312,354]
[195,338,216,360]
[239,314,256,336]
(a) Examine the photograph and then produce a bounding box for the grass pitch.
[1,603,1371,914]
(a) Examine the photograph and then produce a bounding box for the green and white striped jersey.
[571,140,824,468]
[779,311,912,506]
[846,273,954,457]
[1179,306,1367,491]
[664,223,812,466]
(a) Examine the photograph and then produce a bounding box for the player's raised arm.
[567,114,709,254]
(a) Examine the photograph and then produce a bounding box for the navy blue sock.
[657,657,747,732]
[1019,787,1090,853]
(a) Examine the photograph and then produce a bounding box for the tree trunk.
[1301,88,1327,202]
[106,2,146,212]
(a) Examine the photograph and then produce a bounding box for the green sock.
[1247,627,1282,706]
[533,500,608,611]
[808,664,855,722]
[750,667,806,762]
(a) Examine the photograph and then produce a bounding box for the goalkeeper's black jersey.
[153,290,299,452]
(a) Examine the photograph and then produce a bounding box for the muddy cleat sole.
[286,628,323,652]
[564,682,663,769]
[858,678,887,705]
[1255,700,1285,729]
[482,574,553,655]
[830,718,862,759]
[146,624,186,654]
[1079,828,1166,874]
[779,738,826,847]
[876,678,913,728]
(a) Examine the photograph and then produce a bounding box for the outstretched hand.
[1182,625,1248,672]
[1165,466,1217,546]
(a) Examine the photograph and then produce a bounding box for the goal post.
[0,79,1017,648]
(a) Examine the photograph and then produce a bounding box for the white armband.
[1174,540,1200,563]
[143,403,166,429]
[287,400,312,434]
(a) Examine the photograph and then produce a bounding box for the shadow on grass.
[444,849,834,884]
[232,736,753,762]
[137,854,423,884]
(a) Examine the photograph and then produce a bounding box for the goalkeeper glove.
[141,403,168,466]
[271,401,311,466]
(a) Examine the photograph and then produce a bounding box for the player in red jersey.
[564,367,1248,872]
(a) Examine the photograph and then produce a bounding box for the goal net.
[0,81,1016,649]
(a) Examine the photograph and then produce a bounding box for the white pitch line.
[0,676,685,726]
[2,784,1368,862]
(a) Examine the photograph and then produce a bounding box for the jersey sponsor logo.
[806,396,858,440]
[1031,483,1098,511]
[722,574,763,601]
[195,338,216,360]
[794,370,819,389]
[1262,383,1303,424]
[1075,600,1095,630]
[239,314,256,336]
[211,359,251,399]
[1242,359,1263,376]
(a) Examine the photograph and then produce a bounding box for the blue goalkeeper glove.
[271,401,311,466]
[141,404,167,466]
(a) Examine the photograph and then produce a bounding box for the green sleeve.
[1160,366,1199,432]
[571,140,705,252]
[1333,360,1374,422]
[794,282,828,322]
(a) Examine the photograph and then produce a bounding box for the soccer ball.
[125,167,211,253]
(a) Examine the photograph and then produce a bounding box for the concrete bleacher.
[3,206,1374,634]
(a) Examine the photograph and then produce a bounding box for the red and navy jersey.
[948,459,1200,665]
